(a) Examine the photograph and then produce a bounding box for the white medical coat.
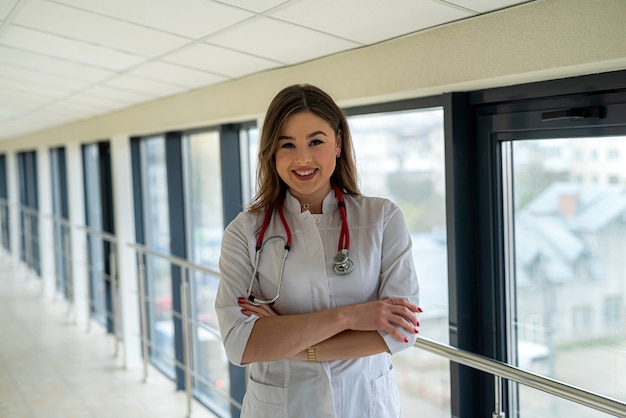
[216,191,420,418]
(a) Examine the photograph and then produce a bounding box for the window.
[0,154,9,252]
[348,106,450,417]
[50,147,71,298]
[139,136,175,377]
[183,129,231,415]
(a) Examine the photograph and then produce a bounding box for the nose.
[295,146,311,164]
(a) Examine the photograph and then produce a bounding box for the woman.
[215,84,421,417]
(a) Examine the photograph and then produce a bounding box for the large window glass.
[506,136,626,417]
[183,130,231,415]
[348,107,450,417]
[240,125,259,206]
[17,151,40,274]
[82,143,109,327]
[140,136,175,377]
[0,154,9,252]
[50,147,71,298]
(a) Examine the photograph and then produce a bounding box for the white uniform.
[216,190,420,418]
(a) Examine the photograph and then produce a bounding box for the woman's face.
[275,111,341,206]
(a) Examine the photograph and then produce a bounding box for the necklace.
[300,197,325,212]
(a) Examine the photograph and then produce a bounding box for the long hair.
[249,84,360,212]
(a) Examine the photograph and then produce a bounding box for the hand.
[345,298,422,343]
[237,293,278,318]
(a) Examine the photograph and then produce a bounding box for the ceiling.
[0,0,531,141]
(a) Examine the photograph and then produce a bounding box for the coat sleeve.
[376,201,421,355]
[215,214,259,366]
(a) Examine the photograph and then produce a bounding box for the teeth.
[295,169,315,176]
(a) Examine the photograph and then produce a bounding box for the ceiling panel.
[209,17,360,65]
[104,74,184,98]
[0,0,19,20]
[15,0,190,57]
[0,61,89,91]
[0,46,115,83]
[448,0,530,13]
[127,61,227,89]
[163,43,281,78]
[53,0,256,39]
[0,0,536,141]
[83,85,152,105]
[2,26,144,70]
[223,0,290,14]
[270,0,474,44]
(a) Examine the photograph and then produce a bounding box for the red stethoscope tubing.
[248,184,351,305]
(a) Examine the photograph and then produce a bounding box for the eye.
[310,139,324,146]
[280,142,295,149]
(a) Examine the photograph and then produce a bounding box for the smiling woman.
[215,84,421,418]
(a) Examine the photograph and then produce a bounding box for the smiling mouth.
[294,168,317,177]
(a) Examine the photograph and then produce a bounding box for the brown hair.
[248,84,360,212]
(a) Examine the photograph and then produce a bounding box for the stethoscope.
[247,183,354,306]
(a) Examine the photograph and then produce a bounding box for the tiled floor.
[0,254,219,418]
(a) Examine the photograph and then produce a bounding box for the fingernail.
[416,320,420,327]
[414,327,419,333]
[240,308,247,313]
[404,337,409,343]
[417,307,423,313]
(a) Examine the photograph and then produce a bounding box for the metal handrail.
[129,242,220,277]
[130,241,224,418]
[414,335,626,417]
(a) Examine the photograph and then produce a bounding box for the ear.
[335,130,343,156]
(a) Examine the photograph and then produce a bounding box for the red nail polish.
[416,320,420,327]
[414,327,419,333]
[404,337,409,343]
[417,307,423,313]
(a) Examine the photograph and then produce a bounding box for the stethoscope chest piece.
[333,249,354,275]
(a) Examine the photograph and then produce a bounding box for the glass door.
[485,97,626,417]
[503,135,626,417]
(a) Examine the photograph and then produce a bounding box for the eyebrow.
[278,131,328,141]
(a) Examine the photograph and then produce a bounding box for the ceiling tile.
[52,0,255,39]
[163,43,281,78]
[85,85,152,105]
[0,46,115,83]
[128,61,227,89]
[0,61,88,91]
[446,0,531,13]
[269,0,473,44]
[209,17,360,64]
[0,0,18,20]
[1,26,144,70]
[104,74,183,98]
[14,0,190,57]
[0,75,70,99]
[222,0,289,13]
[59,91,128,110]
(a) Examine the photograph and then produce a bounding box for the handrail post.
[85,237,92,333]
[110,250,120,358]
[493,375,506,418]
[64,225,73,315]
[24,209,32,272]
[180,267,193,418]
[136,252,149,383]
